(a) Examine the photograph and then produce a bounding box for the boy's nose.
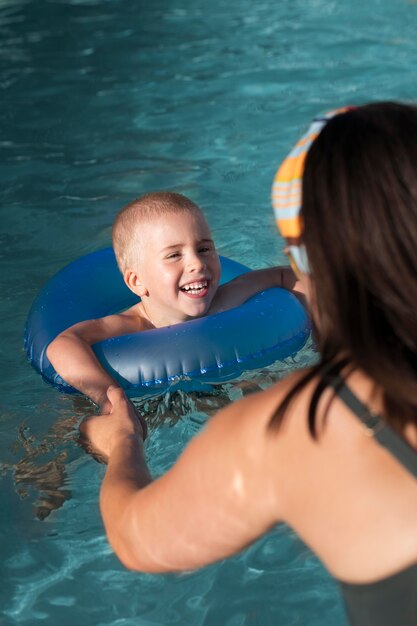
[187,252,206,272]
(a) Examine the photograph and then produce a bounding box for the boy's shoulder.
[108,303,153,333]
[70,304,152,344]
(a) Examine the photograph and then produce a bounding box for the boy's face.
[130,210,221,325]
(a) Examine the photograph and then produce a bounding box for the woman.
[81,103,417,625]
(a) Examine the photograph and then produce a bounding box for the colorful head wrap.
[271,107,353,241]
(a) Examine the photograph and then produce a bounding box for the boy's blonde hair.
[112,191,203,272]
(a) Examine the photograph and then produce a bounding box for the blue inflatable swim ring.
[24,248,310,397]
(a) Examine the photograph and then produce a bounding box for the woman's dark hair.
[270,102,417,435]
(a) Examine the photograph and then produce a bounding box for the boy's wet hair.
[112,191,203,273]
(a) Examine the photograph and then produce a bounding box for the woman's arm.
[80,375,417,583]
[80,385,289,573]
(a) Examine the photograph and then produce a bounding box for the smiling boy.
[117,194,221,327]
[47,192,303,413]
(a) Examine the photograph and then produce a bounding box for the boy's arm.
[46,311,144,412]
[213,266,306,312]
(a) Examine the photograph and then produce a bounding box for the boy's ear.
[124,269,149,298]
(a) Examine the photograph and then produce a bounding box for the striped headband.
[271,107,353,240]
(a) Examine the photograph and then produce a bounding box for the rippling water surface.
[2,0,417,624]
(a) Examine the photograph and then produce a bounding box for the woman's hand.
[80,386,147,462]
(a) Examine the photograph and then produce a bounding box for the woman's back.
[265,370,417,579]
[258,368,417,624]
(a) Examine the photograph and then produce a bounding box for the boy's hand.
[80,387,147,462]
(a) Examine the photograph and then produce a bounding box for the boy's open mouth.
[180,280,209,297]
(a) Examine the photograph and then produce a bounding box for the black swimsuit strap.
[327,375,417,480]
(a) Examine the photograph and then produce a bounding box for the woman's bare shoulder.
[211,367,317,437]
[201,368,320,492]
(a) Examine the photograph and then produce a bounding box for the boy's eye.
[199,245,213,254]
[166,252,181,260]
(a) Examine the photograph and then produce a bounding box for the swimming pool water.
[2,0,417,623]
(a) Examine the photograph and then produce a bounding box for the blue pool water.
[2,0,417,623]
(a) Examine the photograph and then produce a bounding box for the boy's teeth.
[182,281,207,292]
